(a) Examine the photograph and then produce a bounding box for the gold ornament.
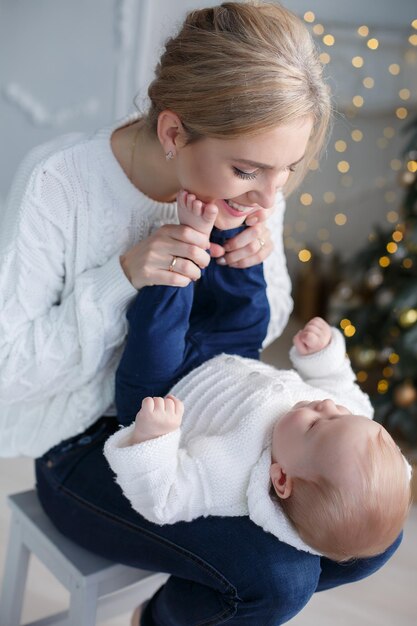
[393,381,417,407]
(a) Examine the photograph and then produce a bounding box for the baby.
[105,194,411,563]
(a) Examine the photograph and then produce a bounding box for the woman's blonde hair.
[142,1,332,194]
[278,431,411,562]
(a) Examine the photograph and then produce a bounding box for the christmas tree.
[330,116,417,448]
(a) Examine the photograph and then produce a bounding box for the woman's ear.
[157,110,187,157]
[270,462,293,499]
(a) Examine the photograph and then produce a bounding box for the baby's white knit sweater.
[0,114,292,457]
[104,329,374,554]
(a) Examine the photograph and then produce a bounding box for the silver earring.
[165,150,174,161]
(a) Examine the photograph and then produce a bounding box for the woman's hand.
[211,206,274,268]
[213,219,273,268]
[120,224,211,290]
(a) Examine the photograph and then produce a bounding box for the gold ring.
[168,256,177,272]
[258,238,265,251]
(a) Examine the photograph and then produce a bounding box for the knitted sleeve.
[262,192,293,347]
[104,426,209,524]
[289,328,374,417]
[0,148,137,457]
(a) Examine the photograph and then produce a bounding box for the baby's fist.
[129,394,184,445]
[293,317,332,356]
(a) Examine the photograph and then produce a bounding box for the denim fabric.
[35,424,402,625]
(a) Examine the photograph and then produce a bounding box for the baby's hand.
[128,395,184,445]
[293,317,332,356]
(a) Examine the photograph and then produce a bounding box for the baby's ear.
[270,463,293,499]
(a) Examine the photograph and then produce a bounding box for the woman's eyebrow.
[231,155,306,170]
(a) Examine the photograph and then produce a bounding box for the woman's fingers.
[219,223,273,267]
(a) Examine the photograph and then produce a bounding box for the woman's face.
[174,117,313,229]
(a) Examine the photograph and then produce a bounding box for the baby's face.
[271,399,385,485]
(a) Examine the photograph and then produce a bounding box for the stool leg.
[68,581,98,626]
[0,515,31,626]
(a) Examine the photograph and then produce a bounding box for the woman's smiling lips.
[219,198,259,217]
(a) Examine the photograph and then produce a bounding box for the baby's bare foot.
[177,190,217,238]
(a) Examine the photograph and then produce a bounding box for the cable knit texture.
[104,330,375,554]
[0,114,292,457]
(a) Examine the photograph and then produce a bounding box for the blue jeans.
[35,424,402,625]
[35,226,402,624]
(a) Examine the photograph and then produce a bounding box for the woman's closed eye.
[232,166,258,180]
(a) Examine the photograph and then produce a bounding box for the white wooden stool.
[0,490,168,626]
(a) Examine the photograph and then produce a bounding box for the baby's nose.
[317,399,336,412]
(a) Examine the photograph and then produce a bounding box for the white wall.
[1,0,416,274]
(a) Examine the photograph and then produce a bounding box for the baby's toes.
[192,199,203,216]
[203,202,218,222]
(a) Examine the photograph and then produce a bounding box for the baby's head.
[270,399,411,561]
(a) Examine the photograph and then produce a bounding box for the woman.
[0,3,401,624]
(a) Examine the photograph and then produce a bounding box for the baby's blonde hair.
[279,430,411,561]
[142,1,332,194]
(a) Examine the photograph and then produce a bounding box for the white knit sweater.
[104,329,375,554]
[0,114,292,457]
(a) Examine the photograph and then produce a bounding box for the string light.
[387,211,399,223]
[319,52,331,64]
[386,242,398,253]
[303,11,315,23]
[392,230,403,242]
[377,380,389,394]
[321,242,333,254]
[388,353,400,365]
[344,324,356,337]
[322,34,335,46]
[351,129,363,142]
[402,258,413,269]
[357,371,368,383]
[335,213,347,225]
[335,140,347,152]
[396,107,408,119]
[337,161,350,173]
[399,88,410,100]
[379,256,390,267]
[352,95,364,107]
[313,24,325,35]
[300,193,313,206]
[409,34,417,46]
[412,19,417,29]
[367,38,379,50]
[352,56,364,68]
[390,159,402,171]
[363,77,374,88]
[308,158,319,170]
[407,160,417,173]
[357,25,369,37]
[389,63,400,75]
[298,249,312,262]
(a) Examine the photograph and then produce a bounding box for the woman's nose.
[248,171,290,208]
